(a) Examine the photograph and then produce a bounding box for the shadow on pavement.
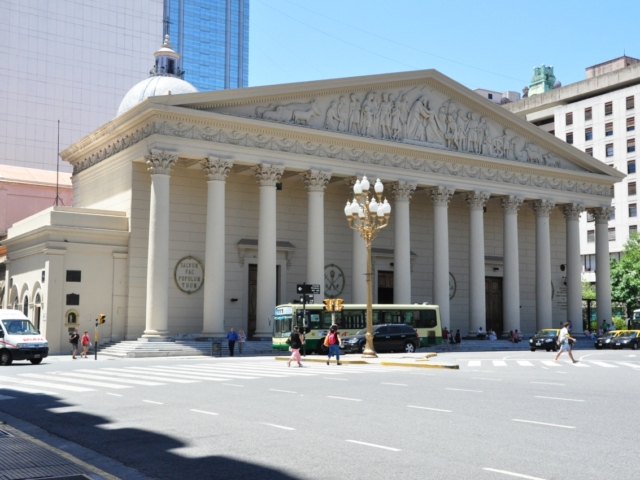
[0,389,301,480]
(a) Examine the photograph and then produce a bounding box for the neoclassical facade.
[2,70,623,352]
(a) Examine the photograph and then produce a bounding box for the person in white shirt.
[554,322,578,364]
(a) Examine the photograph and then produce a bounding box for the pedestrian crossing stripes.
[465,360,639,368]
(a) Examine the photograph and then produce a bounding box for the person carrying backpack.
[326,325,342,365]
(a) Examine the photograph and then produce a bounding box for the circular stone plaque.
[324,264,345,298]
[174,256,205,294]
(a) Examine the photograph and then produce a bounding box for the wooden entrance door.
[248,264,257,337]
[485,277,503,335]
[377,271,394,304]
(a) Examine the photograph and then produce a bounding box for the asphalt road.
[0,348,638,480]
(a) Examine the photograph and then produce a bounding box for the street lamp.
[344,176,391,357]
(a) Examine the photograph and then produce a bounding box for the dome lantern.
[151,34,183,78]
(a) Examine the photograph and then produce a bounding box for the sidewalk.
[421,338,596,353]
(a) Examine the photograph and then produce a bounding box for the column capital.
[590,206,615,224]
[501,195,524,214]
[201,157,233,181]
[562,203,585,221]
[302,169,331,192]
[466,191,490,211]
[253,163,284,187]
[531,199,556,217]
[145,150,177,175]
[392,181,417,202]
[430,186,455,206]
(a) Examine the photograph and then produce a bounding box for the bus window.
[414,310,437,329]
[309,313,321,326]
[406,311,417,325]
[272,315,292,337]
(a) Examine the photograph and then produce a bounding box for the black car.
[529,329,560,352]
[340,324,420,354]
[594,330,622,349]
[610,331,639,350]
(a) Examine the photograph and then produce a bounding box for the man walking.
[69,328,79,359]
[226,328,238,357]
[554,322,578,364]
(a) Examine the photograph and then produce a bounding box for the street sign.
[310,284,321,294]
[297,283,321,295]
[299,294,314,304]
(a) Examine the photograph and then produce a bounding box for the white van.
[0,309,49,365]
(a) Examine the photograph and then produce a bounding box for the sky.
[248,0,640,94]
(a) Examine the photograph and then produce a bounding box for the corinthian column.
[143,150,177,338]
[201,157,233,337]
[592,206,615,325]
[563,203,585,329]
[502,195,524,335]
[392,182,417,304]
[431,186,455,328]
[532,199,555,330]
[253,163,284,337]
[466,191,490,334]
[302,169,331,303]
[347,177,367,304]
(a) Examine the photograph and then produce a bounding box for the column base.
[200,331,227,338]
[141,330,172,341]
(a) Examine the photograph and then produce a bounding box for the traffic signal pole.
[95,314,106,361]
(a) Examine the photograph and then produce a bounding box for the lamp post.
[344,176,391,357]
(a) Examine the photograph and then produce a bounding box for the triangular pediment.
[154,69,622,180]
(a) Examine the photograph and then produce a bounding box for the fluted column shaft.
[143,150,177,338]
[201,158,233,337]
[563,204,585,328]
[467,192,489,334]
[393,182,416,304]
[254,164,284,338]
[593,207,615,325]
[303,170,331,303]
[502,196,523,335]
[431,187,454,328]
[533,200,555,331]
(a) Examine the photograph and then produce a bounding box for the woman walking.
[287,326,304,367]
[237,329,247,356]
[326,325,342,365]
[80,331,91,358]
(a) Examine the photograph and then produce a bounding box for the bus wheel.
[403,342,416,353]
[0,350,12,366]
[316,341,328,355]
[30,358,43,365]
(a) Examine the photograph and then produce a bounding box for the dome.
[117,76,198,116]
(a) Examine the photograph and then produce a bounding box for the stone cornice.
[65,111,616,199]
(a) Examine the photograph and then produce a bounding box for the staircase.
[97,339,280,358]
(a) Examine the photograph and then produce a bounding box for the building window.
[609,209,616,220]
[586,147,593,156]
[608,228,616,241]
[566,132,573,144]
[629,160,636,173]
[630,182,637,196]
[630,203,638,217]
[583,254,596,272]
[628,138,636,153]
[605,102,613,116]
[488,93,493,99]
[66,293,80,306]
[585,107,592,121]
[627,96,635,110]
[66,270,81,282]
[627,117,635,131]
[631,225,638,235]
[605,122,613,136]
[606,144,614,157]
[566,112,573,125]
[587,230,595,243]
[585,127,593,141]
[23,295,29,316]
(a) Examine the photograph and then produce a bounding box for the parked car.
[340,324,420,354]
[610,331,639,350]
[529,329,560,352]
[594,330,622,349]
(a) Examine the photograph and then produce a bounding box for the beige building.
[2,67,623,354]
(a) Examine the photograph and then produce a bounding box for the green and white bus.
[272,303,442,353]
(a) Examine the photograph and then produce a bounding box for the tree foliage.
[610,233,640,314]
[581,281,596,300]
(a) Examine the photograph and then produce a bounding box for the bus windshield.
[272,315,292,338]
[2,319,39,335]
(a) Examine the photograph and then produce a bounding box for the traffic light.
[98,314,106,324]
[323,299,334,312]
[334,299,344,312]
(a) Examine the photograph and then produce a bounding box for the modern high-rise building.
[163,0,249,91]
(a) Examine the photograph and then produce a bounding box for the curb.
[275,357,368,365]
[275,356,459,369]
[380,362,459,369]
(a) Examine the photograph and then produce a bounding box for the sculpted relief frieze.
[69,119,611,199]
[226,88,573,170]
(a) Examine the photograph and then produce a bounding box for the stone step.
[97,339,280,358]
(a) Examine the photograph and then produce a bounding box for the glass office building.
[164,0,249,91]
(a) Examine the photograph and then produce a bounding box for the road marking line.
[270,389,297,394]
[381,382,407,386]
[142,400,163,405]
[617,362,640,369]
[512,419,575,429]
[260,422,295,431]
[60,372,164,386]
[516,360,534,366]
[345,440,400,452]
[534,396,585,402]
[531,382,564,386]
[223,383,244,387]
[324,378,347,381]
[0,376,94,392]
[106,393,122,397]
[20,373,131,389]
[0,385,54,395]
[492,360,507,367]
[468,360,481,367]
[563,360,588,367]
[99,369,199,383]
[327,396,362,402]
[407,405,452,413]
[191,409,218,416]
[445,388,482,393]
[471,377,501,381]
[483,467,547,479]
[540,360,561,367]
[589,361,617,368]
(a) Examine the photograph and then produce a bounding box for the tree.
[581,281,596,300]
[610,232,640,316]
